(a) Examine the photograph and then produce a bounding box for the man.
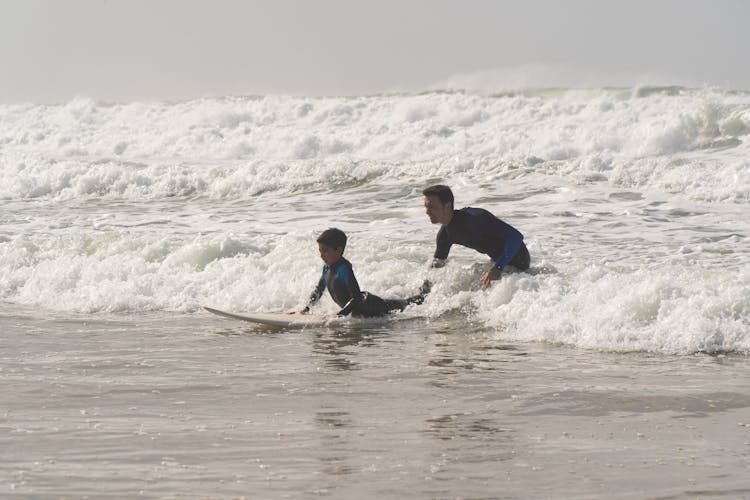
[423,185,530,288]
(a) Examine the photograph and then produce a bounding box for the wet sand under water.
[2,304,750,498]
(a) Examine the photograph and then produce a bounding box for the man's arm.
[488,214,523,272]
[492,229,523,271]
[431,227,451,268]
[482,215,523,288]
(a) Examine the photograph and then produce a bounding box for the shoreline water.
[2,303,750,498]
[2,86,749,496]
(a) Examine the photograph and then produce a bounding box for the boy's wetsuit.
[433,207,530,271]
[307,257,427,317]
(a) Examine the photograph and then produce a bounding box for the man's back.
[434,207,524,269]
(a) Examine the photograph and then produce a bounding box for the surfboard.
[203,306,329,328]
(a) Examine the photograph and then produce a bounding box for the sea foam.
[1,88,749,354]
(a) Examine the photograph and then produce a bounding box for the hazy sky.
[2,0,749,103]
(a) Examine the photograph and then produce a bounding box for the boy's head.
[422,184,454,225]
[316,227,347,266]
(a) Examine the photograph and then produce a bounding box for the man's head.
[422,185,454,225]
[316,227,346,266]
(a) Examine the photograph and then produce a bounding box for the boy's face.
[318,243,344,266]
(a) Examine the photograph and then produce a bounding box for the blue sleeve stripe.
[337,266,350,286]
[494,232,523,270]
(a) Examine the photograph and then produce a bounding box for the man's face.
[424,195,452,225]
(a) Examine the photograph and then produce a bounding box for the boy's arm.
[335,266,363,316]
[302,271,326,313]
[336,297,357,317]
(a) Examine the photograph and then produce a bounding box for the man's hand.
[481,267,502,288]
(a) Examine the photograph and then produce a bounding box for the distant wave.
[1,87,748,203]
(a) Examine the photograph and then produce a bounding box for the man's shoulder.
[461,206,492,217]
[453,207,496,225]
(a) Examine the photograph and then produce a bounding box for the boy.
[302,228,430,317]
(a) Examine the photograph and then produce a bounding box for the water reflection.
[419,334,522,467]
[314,410,356,476]
[422,413,516,465]
[424,413,510,441]
[317,456,358,476]
[311,327,388,371]
[514,390,750,418]
[427,337,528,375]
[315,410,352,429]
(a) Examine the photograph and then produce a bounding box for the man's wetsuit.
[307,257,427,317]
[433,207,530,271]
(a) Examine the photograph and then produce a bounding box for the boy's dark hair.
[317,227,347,250]
[422,184,454,208]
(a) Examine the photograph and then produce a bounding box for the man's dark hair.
[422,185,454,208]
[317,227,347,250]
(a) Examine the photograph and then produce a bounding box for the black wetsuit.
[307,257,426,317]
[433,207,530,271]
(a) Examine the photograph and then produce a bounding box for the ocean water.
[2,86,750,497]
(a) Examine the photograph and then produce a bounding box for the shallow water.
[2,87,750,497]
[3,304,750,498]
